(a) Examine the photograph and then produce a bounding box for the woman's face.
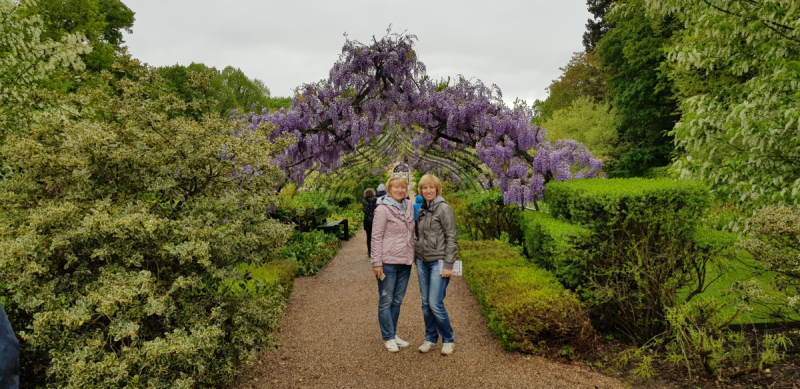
[390,184,408,202]
[421,185,437,202]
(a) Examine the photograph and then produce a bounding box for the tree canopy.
[24,0,134,71]
[533,51,608,125]
[582,0,613,52]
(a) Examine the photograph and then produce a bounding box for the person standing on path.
[362,188,378,257]
[376,183,387,199]
[370,177,416,353]
[415,174,457,356]
[413,194,423,221]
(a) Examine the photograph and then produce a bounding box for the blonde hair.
[385,176,409,194]
[417,174,442,197]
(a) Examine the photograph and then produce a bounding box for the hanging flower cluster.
[249,28,604,203]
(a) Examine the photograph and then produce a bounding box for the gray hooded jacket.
[414,195,458,270]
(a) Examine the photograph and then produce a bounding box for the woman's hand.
[373,266,384,279]
[442,268,453,278]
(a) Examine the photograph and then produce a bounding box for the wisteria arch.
[247,28,603,204]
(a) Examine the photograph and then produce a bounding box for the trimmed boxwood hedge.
[520,211,591,290]
[459,241,596,355]
[546,178,710,237]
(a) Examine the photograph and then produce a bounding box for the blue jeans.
[377,264,411,341]
[0,301,19,389]
[416,259,454,343]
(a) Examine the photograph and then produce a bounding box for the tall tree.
[533,51,608,125]
[544,96,619,159]
[649,0,800,206]
[598,0,680,177]
[583,0,614,52]
[25,0,134,71]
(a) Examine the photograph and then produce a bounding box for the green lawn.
[678,253,799,324]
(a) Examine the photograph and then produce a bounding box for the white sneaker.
[441,342,454,356]
[385,339,399,353]
[394,336,410,348]
[418,340,438,353]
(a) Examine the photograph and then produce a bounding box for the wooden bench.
[313,207,350,241]
[316,219,350,241]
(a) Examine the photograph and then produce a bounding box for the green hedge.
[520,211,591,290]
[460,241,595,355]
[546,178,710,237]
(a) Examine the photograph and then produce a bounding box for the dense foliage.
[0,0,90,132]
[582,0,613,52]
[542,96,619,159]
[223,261,297,299]
[271,190,330,232]
[246,29,604,204]
[459,241,595,355]
[0,55,295,388]
[521,211,591,290]
[648,0,800,206]
[616,298,793,381]
[598,0,680,177]
[453,190,524,245]
[159,63,291,118]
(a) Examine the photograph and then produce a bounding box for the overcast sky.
[122,0,590,106]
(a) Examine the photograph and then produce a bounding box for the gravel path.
[234,229,625,389]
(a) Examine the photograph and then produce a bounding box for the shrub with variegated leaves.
[0,53,294,388]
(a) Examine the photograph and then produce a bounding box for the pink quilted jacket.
[370,199,416,268]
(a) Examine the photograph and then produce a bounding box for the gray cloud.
[123,0,589,105]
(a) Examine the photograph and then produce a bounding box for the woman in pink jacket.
[371,176,416,353]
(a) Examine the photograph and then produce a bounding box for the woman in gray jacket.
[414,174,457,356]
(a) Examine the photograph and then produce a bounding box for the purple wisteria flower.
[244,28,603,203]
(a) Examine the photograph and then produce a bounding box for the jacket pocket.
[424,226,438,256]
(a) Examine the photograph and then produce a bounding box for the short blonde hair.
[385,176,409,193]
[417,174,442,196]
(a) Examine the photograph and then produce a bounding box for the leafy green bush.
[540,178,713,340]
[330,194,356,208]
[456,190,524,245]
[0,55,295,388]
[460,241,596,355]
[520,211,591,290]
[279,230,341,276]
[222,260,297,299]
